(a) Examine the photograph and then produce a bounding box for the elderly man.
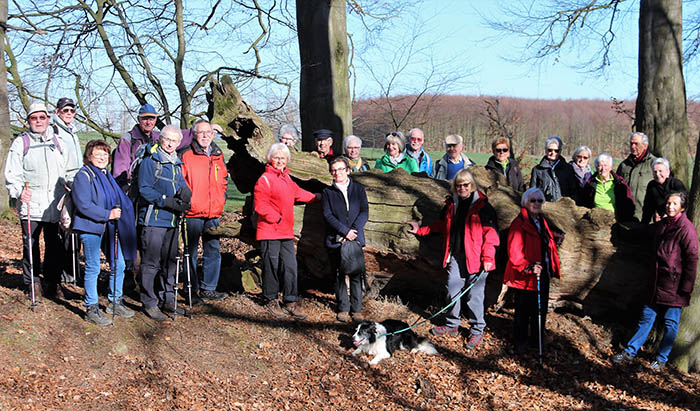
[112,103,162,191]
[616,132,657,222]
[405,128,433,175]
[137,125,191,321]
[5,103,74,300]
[180,120,229,304]
[313,129,335,162]
[641,158,687,224]
[432,134,474,180]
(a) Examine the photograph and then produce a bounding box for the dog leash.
[376,270,487,339]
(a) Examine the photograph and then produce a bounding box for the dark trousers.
[185,217,222,292]
[260,239,298,303]
[59,231,81,284]
[513,275,550,345]
[328,247,362,313]
[139,226,179,308]
[20,220,62,286]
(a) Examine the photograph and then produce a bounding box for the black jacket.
[321,179,369,249]
[642,177,687,224]
[529,156,578,202]
[485,156,525,192]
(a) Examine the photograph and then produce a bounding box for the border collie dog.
[351,320,438,364]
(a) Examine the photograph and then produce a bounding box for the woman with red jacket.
[504,187,562,354]
[254,143,319,320]
[408,169,499,350]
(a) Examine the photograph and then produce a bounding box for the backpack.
[127,143,162,206]
[20,125,63,156]
[57,167,96,232]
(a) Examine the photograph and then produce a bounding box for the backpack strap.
[21,131,63,156]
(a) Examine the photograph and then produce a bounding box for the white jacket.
[50,114,81,179]
[4,127,71,221]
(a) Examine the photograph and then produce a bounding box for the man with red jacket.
[180,120,229,304]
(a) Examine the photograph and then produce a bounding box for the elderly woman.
[255,142,319,320]
[72,140,137,326]
[611,192,698,370]
[485,137,524,192]
[530,136,578,202]
[277,123,299,149]
[322,157,369,322]
[408,169,499,349]
[504,187,562,354]
[579,153,635,222]
[570,146,593,188]
[343,135,369,173]
[374,132,418,173]
[641,158,687,224]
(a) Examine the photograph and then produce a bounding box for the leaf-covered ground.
[0,216,698,410]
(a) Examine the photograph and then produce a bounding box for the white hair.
[573,146,592,159]
[343,135,363,150]
[544,136,562,151]
[594,153,613,168]
[630,132,649,145]
[278,123,299,142]
[266,142,291,162]
[651,157,670,172]
[161,124,183,139]
[521,187,545,207]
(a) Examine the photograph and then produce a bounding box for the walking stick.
[173,255,180,321]
[24,182,36,312]
[536,266,543,366]
[181,218,193,319]
[111,206,121,324]
[71,232,77,287]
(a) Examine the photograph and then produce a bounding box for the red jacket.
[254,164,316,240]
[503,208,561,291]
[180,141,228,218]
[415,191,499,273]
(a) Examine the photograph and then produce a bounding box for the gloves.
[163,197,190,215]
[176,186,192,203]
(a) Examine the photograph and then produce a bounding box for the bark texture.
[0,0,10,212]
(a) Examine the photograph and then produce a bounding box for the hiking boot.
[265,299,287,319]
[336,312,351,323]
[649,360,666,371]
[610,351,635,364]
[185,292,204,307]
[143,305,167,322]
[44,282,64,300]
[283,302,307,321]
[199,289,227,301]
[85,305,113,326]
[465,333,483,350]
[351,312,365,322]
[28,282,43,303]
[105,299,135,318]
[430,325,459,337]
[161,302,186,315]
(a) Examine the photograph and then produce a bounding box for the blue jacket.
[137,147,188,228]
[322,179,369,249]
[406,148,433,175]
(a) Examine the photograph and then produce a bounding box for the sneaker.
[430,325,459,337]
[105,299,135,318]
[610,351,635,364]
[350,312,365,322]
[199,289,227,301]
[465,333,483,350]
[649,360,666,371]
[85,305,113,326]
[265,299,287,319]
[283,302,307,321]
[161,303,186,315]
[143,305,167,322]
[336,312,351,323]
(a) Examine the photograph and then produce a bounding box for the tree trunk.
[635,0,689,184]
[296,0,352,154]
[0,0,11,212]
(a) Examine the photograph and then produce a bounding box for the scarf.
[389,152,405,166]
[571,161,590,182]
[158,146,179,164]
[348,157,364,172]
[633,148,648,164]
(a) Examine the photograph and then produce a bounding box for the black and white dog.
[351,320,438,364]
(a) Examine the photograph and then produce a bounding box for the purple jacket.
[652,213,698,307]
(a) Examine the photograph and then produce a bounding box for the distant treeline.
[352,95,700,159]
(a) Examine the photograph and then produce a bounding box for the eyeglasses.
[346,146,360,150]
[576,155,589,160]
[330,167,347,174]
[547,148,560,153]
[140,116,157,122]
[195,130,214,137]
[409,137,423,143]
[29,115,48,121]
[455,182,472,188]
[495,148,509,153]
[161,137,180,144]
[529,198,545,203]
[446,144,458,148]
[60,108,76,114]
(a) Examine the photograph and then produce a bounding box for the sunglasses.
[576,155,589,160]
[29,115,48,121]
[495,148,509,153]
[530,198,545,203]
[547,148,560,153]
[409,137,423,143]
[455,182,472,188]
[60,108,76,114]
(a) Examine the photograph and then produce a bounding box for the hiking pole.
[181,218,193,319]
[173,254,181,322]
[24,182,36,312]
[536,262,543,366]
[111,206,121,324]
[71,232,77,287]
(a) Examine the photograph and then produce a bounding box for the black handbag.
[339,240,365,276]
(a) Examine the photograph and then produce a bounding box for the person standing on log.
[504,187,562,355]
[254,143,320,321]
[407,169,499,350]
[641,158,687,224]
[616,132,657,222]
[312,129,336,162]
[530,136,578,202]
[485,137,524,192]
[432,134,474,181]
[322,156,369,323]
[405,128,433,175]
[578,153,636,223]
[611,191,698,371]
[343,135,369,173]
[374,132,418,174]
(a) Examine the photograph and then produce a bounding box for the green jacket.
[374,153,418,174]
[616,150,657,222]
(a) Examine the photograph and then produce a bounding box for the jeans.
[20,220,62,286]
[260,239,298,303]
[80,232,125,307]
[444,255,489,333]
[185,217,222,292]
[625,303,682,363]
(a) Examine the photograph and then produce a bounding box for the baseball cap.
[138,103,159,118]
[56,97,76,110]
[445,134,463,145]
[27,103,49,118]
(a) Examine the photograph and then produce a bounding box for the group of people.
[5,102,229,325]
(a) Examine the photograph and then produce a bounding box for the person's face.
[28,111,49,134]
[653,164,670,184]
[546,143,560,161]
[159,132,181,154]
[446,143,462,160]
[629,134,647,158]
[597,160,612,178]
[89,148,110,169]
[270,152,288,171]
[330,162,349,184]
[666,195,684,218]
[194,123,214,150]
[56,106,76,126]
[138,115,157,134]
[455,180,473,199]
[316,137,332,156]
[280,133,295,147]
[408,131,424,151]
[494,144,509,162]
[575,151,590,168]
[345,142,361,159]
[526,195,545,215]
[387,142,400,157]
